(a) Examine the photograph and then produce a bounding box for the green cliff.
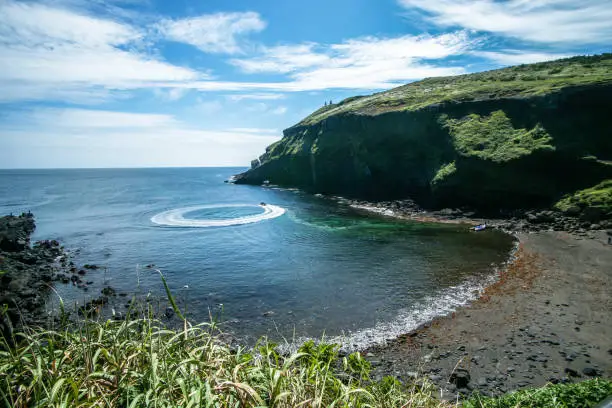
[235,54,612,217]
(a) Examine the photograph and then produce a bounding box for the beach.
[366,230,612,399]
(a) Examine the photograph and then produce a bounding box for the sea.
[0,167,514,349]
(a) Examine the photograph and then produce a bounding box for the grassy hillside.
[236,54,612,214]
[299,54,612,126]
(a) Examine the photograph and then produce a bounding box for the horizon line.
[0,165,250,171]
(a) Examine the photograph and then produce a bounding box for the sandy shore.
[367,230,612,399]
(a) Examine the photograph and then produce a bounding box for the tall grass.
[0,272,450,408]
[0,314,449,407]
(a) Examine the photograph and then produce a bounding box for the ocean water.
[0,167,514,348]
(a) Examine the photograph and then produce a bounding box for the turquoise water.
[0,167,514,348]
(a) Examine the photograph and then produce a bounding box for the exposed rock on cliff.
[235,54,612,214]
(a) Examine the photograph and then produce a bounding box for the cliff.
[235,54,612,218]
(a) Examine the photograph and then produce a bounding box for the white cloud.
[228,32,473,90]
[246,102,270,113]
[398,0,612,44]
[241,102,287,115]
[231,43,331,73]
[192,99,224,114]
[0,0,201,103]
[153,87,189,101]
[0,108,281,168]
[158,12,266,54]
[225,93,286,101]
[475,50,573,65]
[271,106,287,115]
[228,127,279,135]
[21,108,178,128]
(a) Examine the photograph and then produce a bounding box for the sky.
[0,0,610,168]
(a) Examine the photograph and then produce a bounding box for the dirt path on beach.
[367,231,612,400]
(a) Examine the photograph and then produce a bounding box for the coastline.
[3,205,611,401]
[365,230,612,400]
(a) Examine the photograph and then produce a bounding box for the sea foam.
[151,204,286,228]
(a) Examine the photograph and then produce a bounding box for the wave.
[278,240,520,353]
[272,272,498,354]
[151,204,286,228]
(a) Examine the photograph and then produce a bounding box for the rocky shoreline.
[342,197,611,237]
[0,214,107,344]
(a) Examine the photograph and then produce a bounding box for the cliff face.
[235,55,612,214]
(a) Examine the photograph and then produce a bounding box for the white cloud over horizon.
[1,107,281,168]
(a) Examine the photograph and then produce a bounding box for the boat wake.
[151,204,286,228]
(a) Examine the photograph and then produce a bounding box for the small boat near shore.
[472,223,487,232]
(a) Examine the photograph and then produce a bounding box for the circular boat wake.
[151,204,286,228]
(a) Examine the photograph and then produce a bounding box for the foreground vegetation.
[0,314,610,407]
[1,277,610,407]
[0,315,443,407]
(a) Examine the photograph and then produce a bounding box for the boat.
[472,224,487,232]
[260,202,267,206]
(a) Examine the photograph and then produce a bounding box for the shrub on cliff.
[555,180,612,220]
[444,111,555,163]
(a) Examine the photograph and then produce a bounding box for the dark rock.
[449,369,470,388]
[582,367,600,377]
[101,286,116,297]
[564,368,580,377]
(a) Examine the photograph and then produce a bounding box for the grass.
[0,273,610,407]
[0,315,446,407]
[298,54,612,126]
[443,111,555,163]
[2,314,610,408]
[464,379,612,408]
[554,180,612,215]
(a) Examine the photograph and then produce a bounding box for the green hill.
[235,54,612,219]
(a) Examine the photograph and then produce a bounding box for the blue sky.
[0,0,610,168]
